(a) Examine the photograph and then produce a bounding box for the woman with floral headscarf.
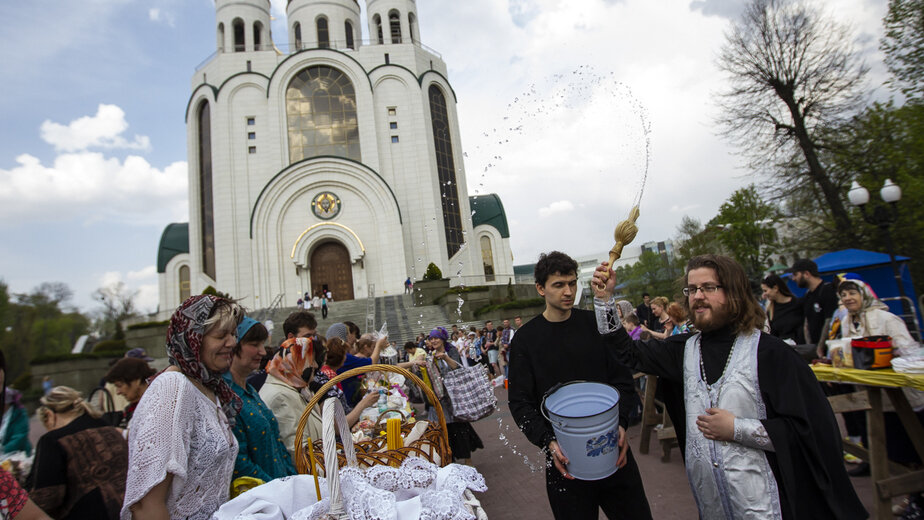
[837,276,920,356]
[834,276,924,488]
[425,327,484,464]
[121,295,244,520]
[260,336,377,460]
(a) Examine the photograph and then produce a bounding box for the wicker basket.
[294,364,452,474]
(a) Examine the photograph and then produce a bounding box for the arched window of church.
[480,236,495,282]
[345,20,355,49]
[197,102,216,280]
[286,66,360,163]
[179,265,191,302]
[218,23,225,52]
[373,14,383,45]
[408,13,416,43]
[316,17,329,48]
[389,11,402,44]
[232,18,245,52]
[294,22,302,50]
[428,85,464,258]
[253,21,263,50]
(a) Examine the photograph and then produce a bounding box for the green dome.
[157,223,190,273]
[469,194,510,238]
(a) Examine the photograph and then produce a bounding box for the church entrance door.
[310,242,354,301]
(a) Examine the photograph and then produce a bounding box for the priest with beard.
[592,254,866,520]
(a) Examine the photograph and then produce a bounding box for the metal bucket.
[542,381,621,480]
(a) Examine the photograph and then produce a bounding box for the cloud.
[509,0,542,27]
[689,0,745,19]
[670,204,701,213]
[539,200,575,217]
[127,265,157,281]
[40,104,151,152]
[0,151,187,224]
[148,8,176,27]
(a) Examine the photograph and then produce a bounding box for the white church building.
[156,0,514,315]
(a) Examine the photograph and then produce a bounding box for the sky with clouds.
[0,0,892,315]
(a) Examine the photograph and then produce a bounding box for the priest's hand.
[696,408,735,441]
[591,263,616,299]
[616,426,628,468]
[548,440,573,480]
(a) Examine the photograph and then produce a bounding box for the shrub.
[423,263,443,281]
[438,286,489,298]
[202,286,232,299]
[474,297,545,317]
[11,371,31,391]
[92,339,127,353]
[127,320,169,331]
[30,353,106,365]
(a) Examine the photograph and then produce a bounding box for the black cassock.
[607,324,867,520]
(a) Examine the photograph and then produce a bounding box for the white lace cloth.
[213,458,487,520]
[121,371,238,519]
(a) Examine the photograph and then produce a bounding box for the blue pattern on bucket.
[585,429,618,457]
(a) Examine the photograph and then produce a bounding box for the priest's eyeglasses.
[682,284,723,297]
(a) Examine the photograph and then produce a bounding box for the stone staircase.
[256,294,487,347]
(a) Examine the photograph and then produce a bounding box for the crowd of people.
[0,294,512,519]
[0,253,922,519]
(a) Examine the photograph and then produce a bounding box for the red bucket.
[850,336,893,370]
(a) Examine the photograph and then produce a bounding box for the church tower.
[287,0,362,51]
[215,0,273,53]
[366,0,420,45]
[156,0,514,316]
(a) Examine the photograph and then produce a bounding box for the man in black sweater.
[508,251,651,520]
[789,258,838,345]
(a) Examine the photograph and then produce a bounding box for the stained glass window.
[429,85,463,258]
[286,66,360,163]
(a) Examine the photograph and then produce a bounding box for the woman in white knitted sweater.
[121,295,244,519]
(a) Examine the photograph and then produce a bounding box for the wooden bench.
[636,373,678,462]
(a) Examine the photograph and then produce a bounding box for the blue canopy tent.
[786,248,922,327]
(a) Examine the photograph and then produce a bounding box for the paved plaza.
[27,386,880,518]
[469,387,879,520]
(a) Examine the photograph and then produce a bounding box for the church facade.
[157,0,513,315]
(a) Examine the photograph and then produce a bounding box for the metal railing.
[197,38,442,71]
[365,284,376,333]
[255,292,286,322]
[881,296,922,343]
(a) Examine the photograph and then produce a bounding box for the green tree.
[881,0,924,100]
[717,0,868,240]
[614,251,681,304]
[709,185,780,283]
[823,101,924,292]
[674,216,723,267]
[0,282,90,383]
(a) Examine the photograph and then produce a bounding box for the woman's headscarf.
[837,274,889,317]
[616,300,635,319]
[165,294,242,422]
[266,337,315,389]
[428,327,448,342]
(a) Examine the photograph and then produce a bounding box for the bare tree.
[717,0,868,239]
[94,281,138,338]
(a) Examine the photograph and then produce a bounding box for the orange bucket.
[851,336,893,370]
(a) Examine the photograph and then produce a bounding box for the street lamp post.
[847,179,911,318]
